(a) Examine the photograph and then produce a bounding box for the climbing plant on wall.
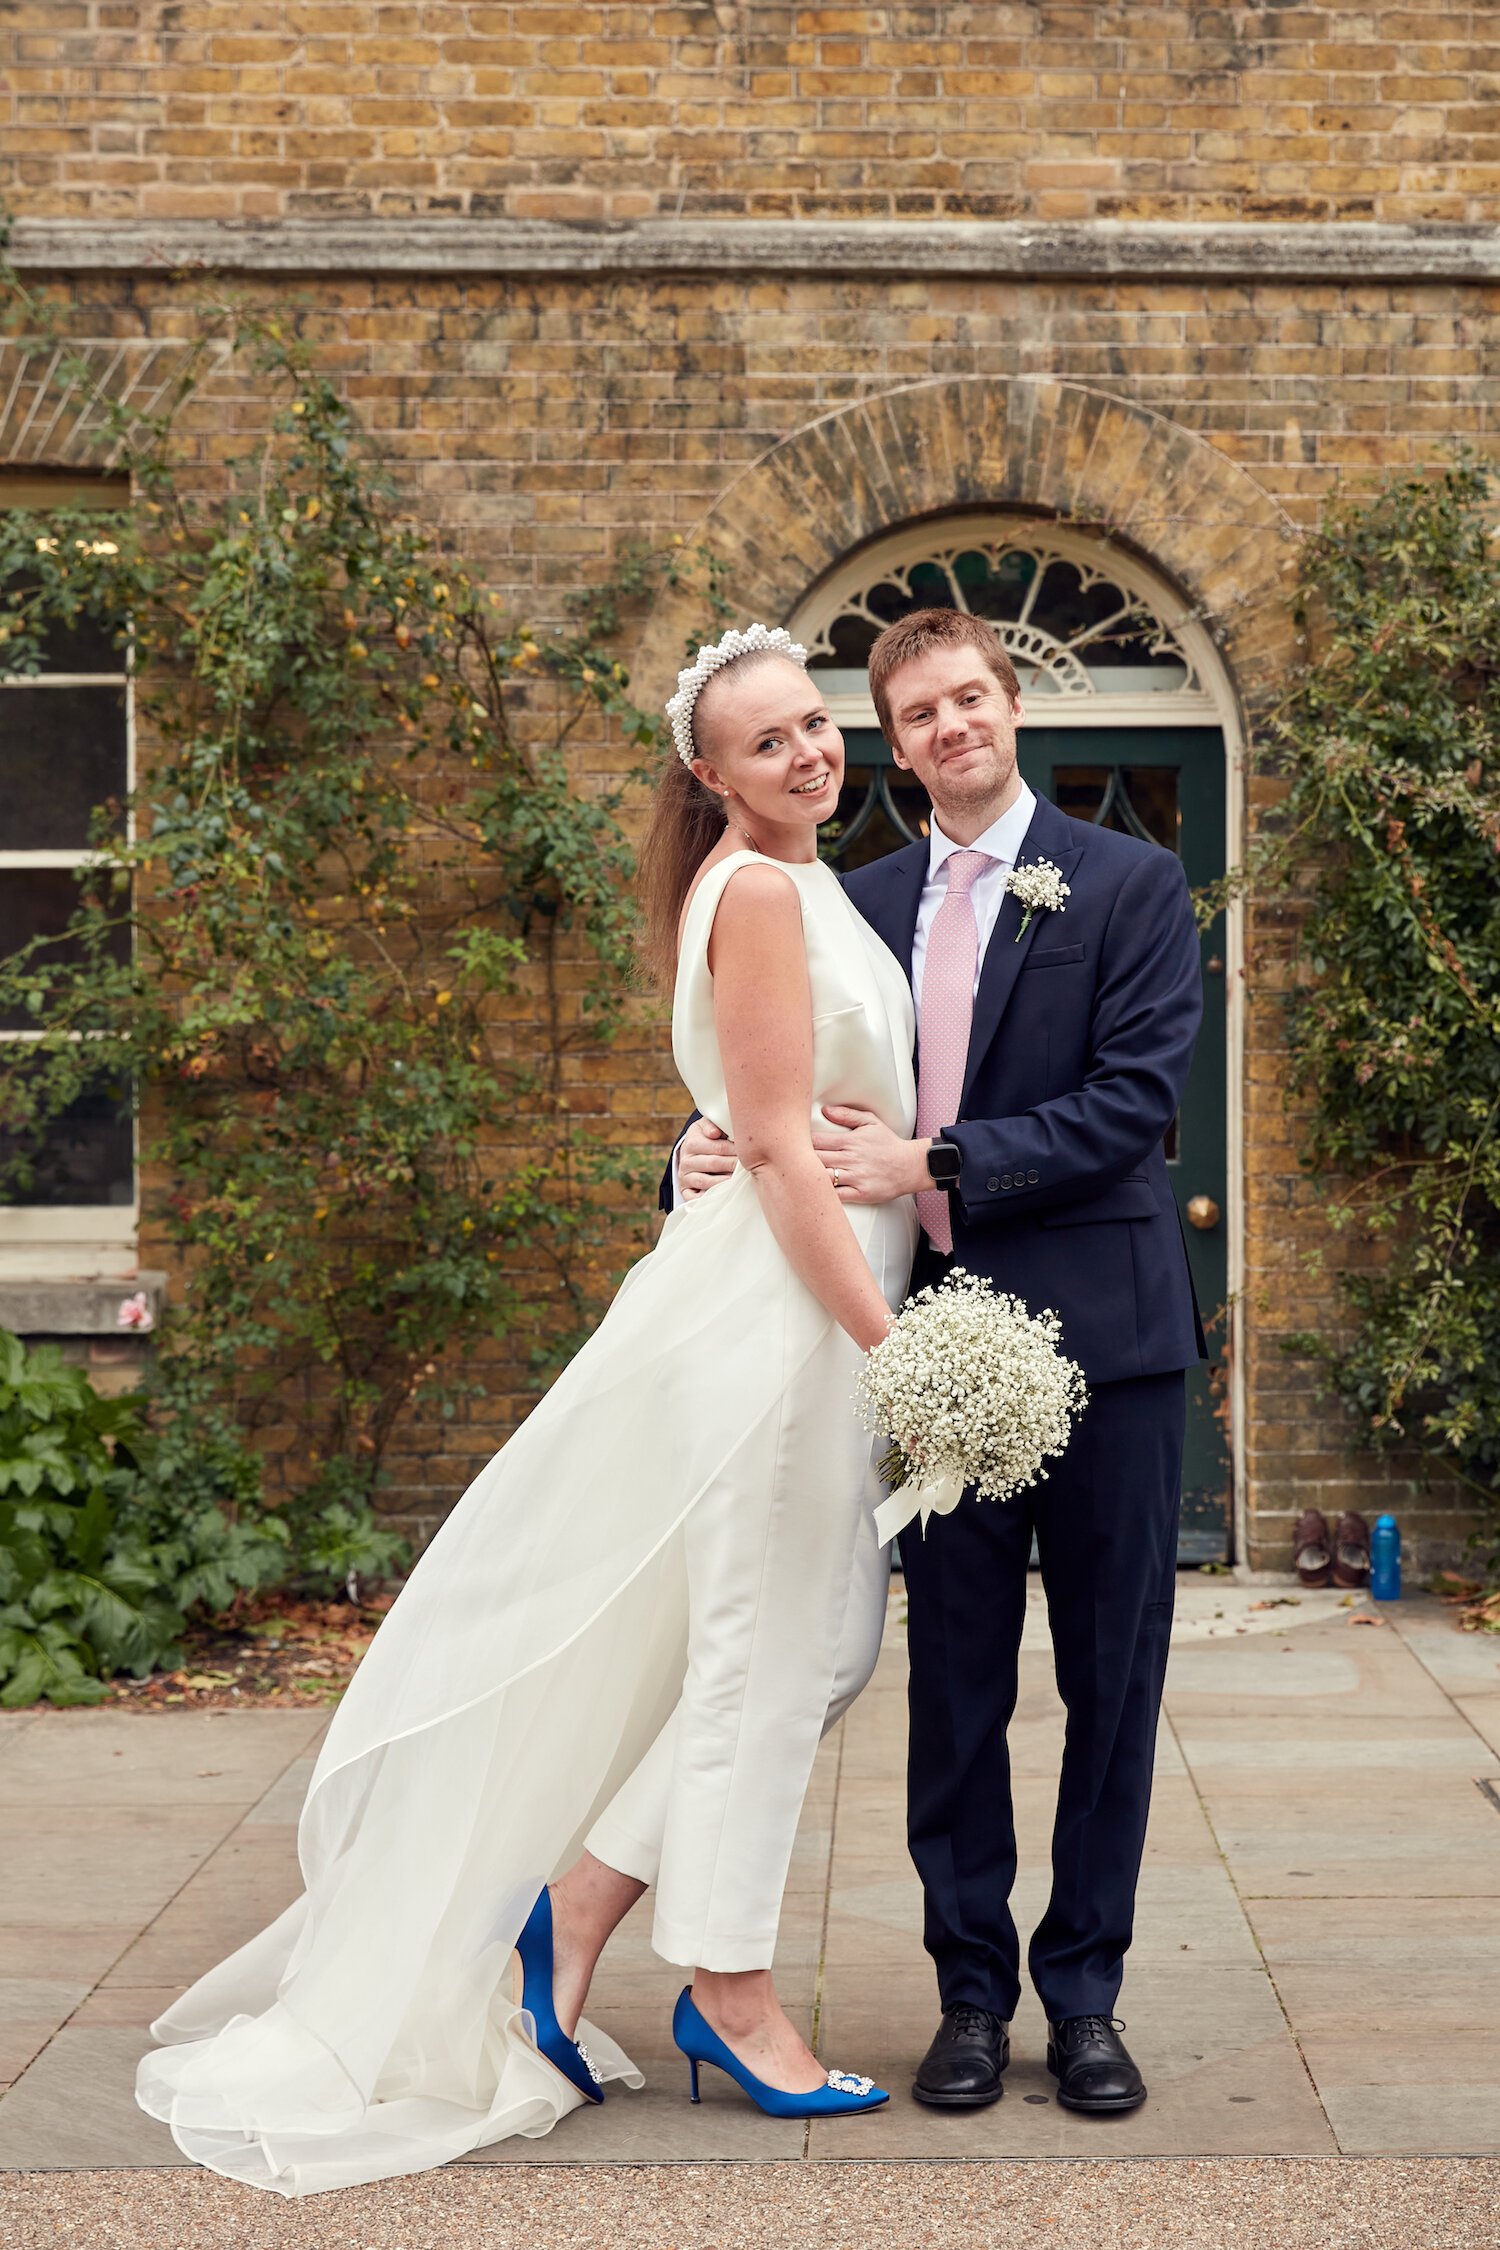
[0,251,720,1635]
[1242,458,1500,1556]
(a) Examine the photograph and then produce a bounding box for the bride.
[136,623,921,2195]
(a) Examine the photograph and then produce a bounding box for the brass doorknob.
[1186,1194,1221,1231]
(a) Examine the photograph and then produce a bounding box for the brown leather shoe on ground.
[1332,1510,1371,1588]
[1295,1507,1332,1587]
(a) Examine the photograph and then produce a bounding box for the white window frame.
[0,523,138,1279]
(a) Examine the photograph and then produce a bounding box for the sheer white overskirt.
[135,1164,916,2195]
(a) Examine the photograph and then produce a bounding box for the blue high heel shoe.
[514,1889,604,2105]
[672,1987,889,2118]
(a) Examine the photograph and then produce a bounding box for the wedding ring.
[832,1168,842,1188]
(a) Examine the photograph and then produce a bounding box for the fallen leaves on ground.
[101,1594,397,1709]
[1432,1572,1500,1635]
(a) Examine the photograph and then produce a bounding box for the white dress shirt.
[912,780,1038,1007]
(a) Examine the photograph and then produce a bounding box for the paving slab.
[100,1825,303,1991]
[808,1999,1335,2160]
[1165,1633,1454,1718]
[2,1805,243,1933]
[1452,1694,1500,1759]
[67,1986,183,2030]
[1314,2083,1500,2158]
[0,1978,95,2092]
[0,1710,326,1809]
[1382,1593,1500,1693]
[1380,1594,1500,1762]
[1249,1893,1500,1978]
[1171,1721,1500,1776]
[1241,1895,1500,2150]
[0,2029,187,2170]
[1190,1782,1500,1898]
[463,2016,808,2165]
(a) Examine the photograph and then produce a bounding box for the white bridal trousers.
[586,1414,893,1969]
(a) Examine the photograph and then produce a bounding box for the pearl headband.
[665,623,809,767]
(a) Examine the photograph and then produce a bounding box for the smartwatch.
[925,1134,962,1190]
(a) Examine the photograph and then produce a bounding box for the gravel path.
[5,2157,1494,2250]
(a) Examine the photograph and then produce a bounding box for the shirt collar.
[926,778,1038,880]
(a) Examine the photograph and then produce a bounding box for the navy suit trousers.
[900,1245,1185,2023]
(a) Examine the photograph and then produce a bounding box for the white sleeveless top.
[672,849,917,1145]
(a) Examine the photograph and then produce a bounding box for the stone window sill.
[0,1272,167,1338]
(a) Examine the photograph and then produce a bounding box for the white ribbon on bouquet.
[873,1463,966,1546]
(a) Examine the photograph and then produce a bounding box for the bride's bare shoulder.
[678,847,798,947]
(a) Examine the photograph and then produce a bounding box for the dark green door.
[1019,729,1230,1563]
[825,727,1232,1565]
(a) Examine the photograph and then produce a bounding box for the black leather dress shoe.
[1046,2016,1146,2113]
[912,2006,1011,2108]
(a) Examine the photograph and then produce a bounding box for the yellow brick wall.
[3,1,1494,1569]
[3,3,1497,227]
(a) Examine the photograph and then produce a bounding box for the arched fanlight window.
[787,517,1224,865]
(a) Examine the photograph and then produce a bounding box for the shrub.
[0,1330,287,1705]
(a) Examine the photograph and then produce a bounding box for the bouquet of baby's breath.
[857,1268,1087,1541]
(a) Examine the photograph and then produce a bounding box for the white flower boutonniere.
[1007,859,1071,942]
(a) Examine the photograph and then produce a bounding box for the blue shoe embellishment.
[672,1987,888,2118]
[515,1889,604,2105]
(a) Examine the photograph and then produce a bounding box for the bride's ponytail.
[636,754,725,993]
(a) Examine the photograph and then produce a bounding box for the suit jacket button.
[1027,1169,1039,1184]
[986,1176,1000,1192]
[1000,1174,1012,1189]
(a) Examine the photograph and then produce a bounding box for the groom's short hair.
[867,608,1021,744]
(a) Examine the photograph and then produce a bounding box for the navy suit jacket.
[662,792,1207,1386]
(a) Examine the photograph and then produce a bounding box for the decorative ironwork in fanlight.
[798,527,1205,706]
[788,521,1220,871]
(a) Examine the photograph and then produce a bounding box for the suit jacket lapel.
[849,841,927,996]
[959,794,1086,1112]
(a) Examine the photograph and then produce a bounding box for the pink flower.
[117,1292,154,1333]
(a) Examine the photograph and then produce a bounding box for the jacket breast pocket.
[1021,942,1086,969]
[1040,1177,1160,1227]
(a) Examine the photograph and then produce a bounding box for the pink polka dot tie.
[914,851,994,1254]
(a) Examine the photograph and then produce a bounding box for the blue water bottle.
[1369,1513,1401,1602]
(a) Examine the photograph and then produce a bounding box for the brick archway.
[636,375,1302,1574]
[637,375,1299,719]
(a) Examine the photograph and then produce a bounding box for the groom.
[672,606,1204,2114]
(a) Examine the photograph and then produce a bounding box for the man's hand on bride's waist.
[678,1117,739,1200]
[814,1105,931,1204]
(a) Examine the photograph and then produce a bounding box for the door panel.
[1021,728,1230,1563]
